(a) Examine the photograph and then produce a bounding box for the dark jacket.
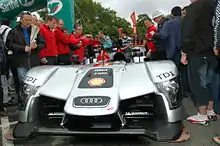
[153,17,169,52]
[182,0,215,57]
[6,24,45,68]
[159,16,182,58]
[0,37,6,74]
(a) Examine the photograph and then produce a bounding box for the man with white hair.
[181,0,217,125]
[151,10,169,60]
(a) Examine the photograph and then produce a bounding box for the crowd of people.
[0,0,220,144]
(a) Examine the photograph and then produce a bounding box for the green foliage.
[37,0,132,40]
[136,14,149,39]
[37,8,48,20]
[74,0,132,40]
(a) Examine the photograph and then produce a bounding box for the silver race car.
[13,59,184,142]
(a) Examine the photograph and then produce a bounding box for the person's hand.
[181,53,188,65]
[30,43,37,50]
[214,48,219,56]
[146,51,151,57]
[41,57,48,64]
[83,34,89,39]
[77,41,82,47]
[25,46,31,52]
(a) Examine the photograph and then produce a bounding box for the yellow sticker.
[88,78,106,87]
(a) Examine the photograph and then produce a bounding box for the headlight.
[19,83,39,110]
[156,78,181,109]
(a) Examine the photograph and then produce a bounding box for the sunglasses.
[21,11,31,16]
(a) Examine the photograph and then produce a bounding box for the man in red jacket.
[69,25,91,64]
[54,19,71,65]
[144,18,157,59]
[39,15,58,65]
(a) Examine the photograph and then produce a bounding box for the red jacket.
[96,50,110,61]
[146,25,157,52]
[69,33,91,62]
[54,27,70,55]
[92,40,101,48]
[39,24,58,58]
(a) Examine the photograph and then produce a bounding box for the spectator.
[144,18,157,59]
[69,24,91,64]
[153,7,182,67]
[54,19,71,65]
[37,18,44,27]
[119,30,133,62]
[0,18,15,105]
[6,11,45,84]
[181,0,217,125]
[63,28,68,35]
[135,36,146,47]
[213,0,220,115]
[39,15,58,65]
[32,14,38,26]
[180,6,190,97]
[92,35,101,48]
[92,35,101,58]
[0,31,7,116]
[151,10,168,60]
[98,31,113,52]
[182,6,188,19]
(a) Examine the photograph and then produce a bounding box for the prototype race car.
[13,59,184,142]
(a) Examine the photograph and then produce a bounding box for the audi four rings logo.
[80,98,103,104]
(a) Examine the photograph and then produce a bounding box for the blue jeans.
[17,67,28,84]
[212,71,220,113]
[187,56,216,106]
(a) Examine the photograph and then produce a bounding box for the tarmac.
[0,97,219,146]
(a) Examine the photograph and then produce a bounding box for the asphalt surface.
[0,97,219,146]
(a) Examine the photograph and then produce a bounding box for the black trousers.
[41,56,58,65]
[180,64,190,93]
[187,55,217,106]
[58,54,71,65]
[6,55,20,95]
[0,76,3,110]
[151,50,167,61]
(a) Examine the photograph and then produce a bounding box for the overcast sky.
[94,0,190,22]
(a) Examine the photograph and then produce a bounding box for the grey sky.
[94,0,190,21]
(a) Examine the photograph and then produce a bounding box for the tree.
[37,0,132,40]
[136,14,149,39]
[37,8,48,20]
[74,0,132,40]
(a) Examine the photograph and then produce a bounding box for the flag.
[118,28,123,36]
[132,26,137,34]
[130,11,137,34]
[130,11,137,25]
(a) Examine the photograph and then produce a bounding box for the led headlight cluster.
[156,78,181,109]
[19,83,39,110]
